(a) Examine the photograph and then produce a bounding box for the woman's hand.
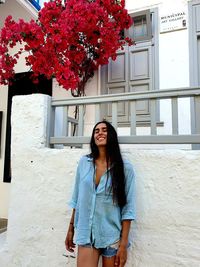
[114,245,127,267]
[65,226,76,252]
[115,219,131,266]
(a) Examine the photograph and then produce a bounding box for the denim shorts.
[80,241,120,257]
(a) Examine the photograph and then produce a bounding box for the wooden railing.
[48,87,200,148]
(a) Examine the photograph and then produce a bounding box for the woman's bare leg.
[77,246,100,267]
[102,256,116,267]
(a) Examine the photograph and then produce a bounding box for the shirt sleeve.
[68,158,82,209]
[121,161,136,221]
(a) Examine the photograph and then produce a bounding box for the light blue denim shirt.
[69,155,136,248]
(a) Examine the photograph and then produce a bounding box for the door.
[101,9,157,125]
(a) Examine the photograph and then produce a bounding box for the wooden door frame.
[100,7,160,126]
[189,0,200,149]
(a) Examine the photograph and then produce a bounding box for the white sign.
[160,11,187,33]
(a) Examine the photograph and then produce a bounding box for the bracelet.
[70,222,74,226]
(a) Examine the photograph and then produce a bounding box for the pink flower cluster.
[0,0,133,91]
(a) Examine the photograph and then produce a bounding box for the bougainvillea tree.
[0,0,133,96]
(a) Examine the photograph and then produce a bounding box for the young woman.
[65,121,135,267]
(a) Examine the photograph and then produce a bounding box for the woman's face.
[94,123,108,147]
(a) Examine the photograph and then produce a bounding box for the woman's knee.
[102,255,116,267]
[77,245,100,267]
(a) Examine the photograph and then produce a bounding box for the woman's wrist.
[119,239,128,248]
[68,222,74,230]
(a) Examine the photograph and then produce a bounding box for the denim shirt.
[69,155,136,248]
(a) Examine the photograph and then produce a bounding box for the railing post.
[47,97,55,148]
[194,96,200,134]
[112,102,118,130]
[95,104,101,123]
[130,101,136,135]
[191,96,200,149]
[78,105,84,136]
[150,99,157,135]
[62,106,68,137]
[171,97,178,134]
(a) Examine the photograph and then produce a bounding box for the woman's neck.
[97,147,107,162]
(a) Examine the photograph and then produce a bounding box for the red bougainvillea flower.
[0,0,133,94]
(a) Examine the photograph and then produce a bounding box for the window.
[127,10,152,42]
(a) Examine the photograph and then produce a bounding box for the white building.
[0,1,200,266]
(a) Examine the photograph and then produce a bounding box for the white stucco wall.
[0,94,199,267]
[0,183,10,219]
[0,0,39,219]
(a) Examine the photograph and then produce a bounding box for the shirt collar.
[86,155,93,162]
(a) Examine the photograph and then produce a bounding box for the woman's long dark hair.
[90,120,126,208]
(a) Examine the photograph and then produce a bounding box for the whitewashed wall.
[0,94,199,267]
[0,0,38,219]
